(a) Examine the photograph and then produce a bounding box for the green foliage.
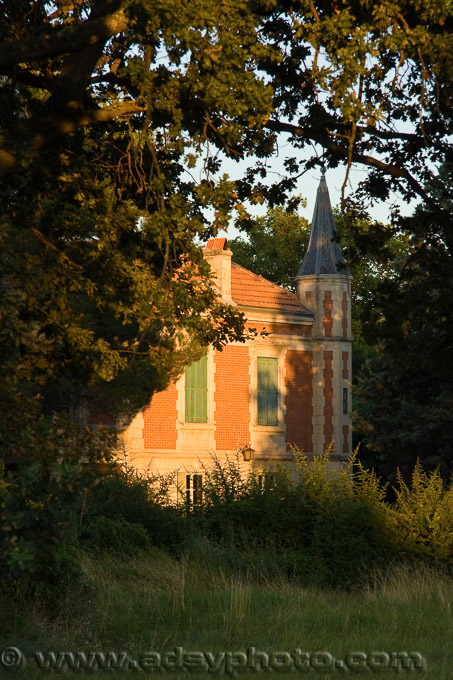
[392,462,453,562]
[178,452,453,587]
[0,415,114,586]
[333,207,410,344]
[1,0,271,449]
[354,164,453,480]
[81,456,191,555]
[176,451,394,588]
[5,448,453,593]
[83,516,150,554]
[1,0,264,585]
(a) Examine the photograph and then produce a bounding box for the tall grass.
[1,551,452,678]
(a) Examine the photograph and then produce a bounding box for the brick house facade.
[119,172,353,483]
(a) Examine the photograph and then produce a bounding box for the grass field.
[1,546,452,679]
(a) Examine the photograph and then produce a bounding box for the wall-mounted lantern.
[242,445,255,462]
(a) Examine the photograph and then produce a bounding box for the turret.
[296,170,353,458]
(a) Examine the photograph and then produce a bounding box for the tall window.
[186,474,203,505]
[177,472,203,506]
[185,354,208,423]
[257,357,279,426]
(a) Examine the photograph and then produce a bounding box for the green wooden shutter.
[257,357,279,426]
[185,354,208,423]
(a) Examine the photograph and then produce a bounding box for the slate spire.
[297,169,347,277]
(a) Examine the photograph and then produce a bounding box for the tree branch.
[0,69,53,90]
[0,7,128,67]
[0,101,144,178]
[266,118,437,209]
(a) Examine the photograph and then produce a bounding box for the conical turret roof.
[297,170,348,277]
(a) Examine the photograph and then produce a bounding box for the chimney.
[203,238,232,301]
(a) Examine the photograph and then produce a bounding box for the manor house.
[117,172,352,496]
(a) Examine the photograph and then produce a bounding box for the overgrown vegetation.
[2,453,453,678]
[0,452,453,680]
[354,163,453,481]
[4,450,452,593]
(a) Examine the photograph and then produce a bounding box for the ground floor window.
[185,473,203,505]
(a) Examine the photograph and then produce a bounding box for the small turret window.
[343,387,348,414]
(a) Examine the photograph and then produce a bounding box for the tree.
[0,0,273,581]
[331,206,410,365]
[2,2,452,204]
[354,163,453,481]
[245,0,453,221]
[229,200,310,291]
[0,0,280,429]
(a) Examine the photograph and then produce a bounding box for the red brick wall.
[342,291,348,337]
[285,350,313,453]
[143,381,177,448]
[323,291,333,337]
[214,346,250,450]
[323,350,334,450]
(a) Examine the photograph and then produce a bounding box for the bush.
[0,415,114,588]
[81,458,192,555]
[6,433,453,595]
[392,462,453,562]
[183,450,396,588]
[82,516,150,554]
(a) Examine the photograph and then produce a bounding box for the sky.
[218,151,419,241]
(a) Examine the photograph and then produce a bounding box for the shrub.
[82,516,150,554]
[0,415,114,588]
[81,457,191,554]
[191,449,397,588]
[392,462,453,562]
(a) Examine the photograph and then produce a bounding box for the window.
[258,473,274,491]
[343,387,348,414]
[186,474,203,505]
[177,473,203,506]
[185,355,207,423]
[257,357,279,426]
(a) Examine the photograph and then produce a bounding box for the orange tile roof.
[231,262,312,315]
